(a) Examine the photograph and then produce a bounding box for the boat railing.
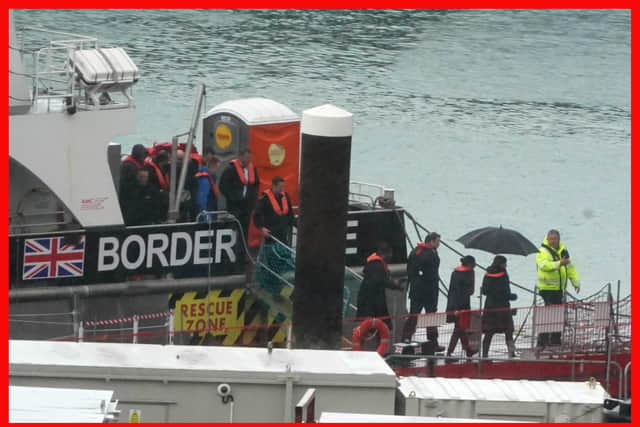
[35,297,629,352]
[9,209,72,234]
[26,292,629,397]
[13,26,137,113]
[349,181,395,208]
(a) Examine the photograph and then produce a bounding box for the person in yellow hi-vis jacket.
[536,229,580,347]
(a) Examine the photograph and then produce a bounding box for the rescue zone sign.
[173,289,245,334]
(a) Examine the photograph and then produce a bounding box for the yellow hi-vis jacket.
[536,237,580,292]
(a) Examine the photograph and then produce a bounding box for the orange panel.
[248,121,301,207]
[246,121,300,248]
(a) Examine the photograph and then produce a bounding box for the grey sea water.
[14,9,630,306]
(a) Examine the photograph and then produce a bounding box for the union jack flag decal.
[22,236,86,280]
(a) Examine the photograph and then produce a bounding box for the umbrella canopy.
[456,226,539,256]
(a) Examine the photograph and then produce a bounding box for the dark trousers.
[537,289,564,347]
[447,325,470,356]
[482,329,515,358]
[229,207,250,240]
[227,201,251,269]
[402,298,439,343]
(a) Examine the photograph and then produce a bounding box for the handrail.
[623,361,631,399]
[348,192,375,206]
[13,26,135,112]
[349,181,386,208]
[255,232,362,314]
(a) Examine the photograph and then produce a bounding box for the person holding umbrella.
[445,255,478,360]
[481,255,517,358]
[536,229,580,347]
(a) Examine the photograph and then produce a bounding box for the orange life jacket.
[145,158,169,190]
[195,170,220,198]
[455,265,473,272]
[366,253,389,272]
[485,271,506,278]
[264,189,289,215]
[123,155,144,169]
[190,153,203,167]
[415,242,435,255]
[230,159,256,185]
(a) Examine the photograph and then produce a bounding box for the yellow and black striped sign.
[172,286,293,346]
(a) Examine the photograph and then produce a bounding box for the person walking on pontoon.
[445,255,478,360]
[402,232,444,351]
[481,255,517,358]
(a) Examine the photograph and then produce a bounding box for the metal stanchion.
[168,310,175,345]
[132,315,139,344]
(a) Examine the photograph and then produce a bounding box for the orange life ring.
[352,317,390,355]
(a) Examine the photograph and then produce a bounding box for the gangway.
[251,233,361,321]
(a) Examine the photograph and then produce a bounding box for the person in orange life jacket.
[253,176,294,245]
[402,232,444,351]
[195,155,221,222]
[119,144,148,217]
[144,151,170,221]
[121,168,163,226]
[357,242,404,330]
[201,144,216,165]
[219,148,260,238]
[445,255,478,360]
[252,176,294,299]
[481,255,518,358]
[145,150,170,191]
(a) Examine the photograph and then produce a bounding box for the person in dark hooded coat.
[218,148,260,238]
[481,255,517,358]
[253,176,294,245]
[401,232,443,350]
[119,144,148,217]
[445,255,477,359]
[356,242,403,329]
[121,168,163,226]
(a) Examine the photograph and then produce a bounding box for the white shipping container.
[10,386,119,423]
[398,376,607,423]
[318,412,528,423]
[10,340,397,423]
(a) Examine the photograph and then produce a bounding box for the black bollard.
[293,104,353,349]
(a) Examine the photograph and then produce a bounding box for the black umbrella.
[456,225,538,256]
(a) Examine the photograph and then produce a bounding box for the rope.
[514,290,536,343]
[48,333,77,341]
[52,319,298,342]
[83,311,171,327]
[392,208,413,249]
[403,208,536,295]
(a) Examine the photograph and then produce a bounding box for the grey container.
[10,340,397,423]
[398,376,607,423]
